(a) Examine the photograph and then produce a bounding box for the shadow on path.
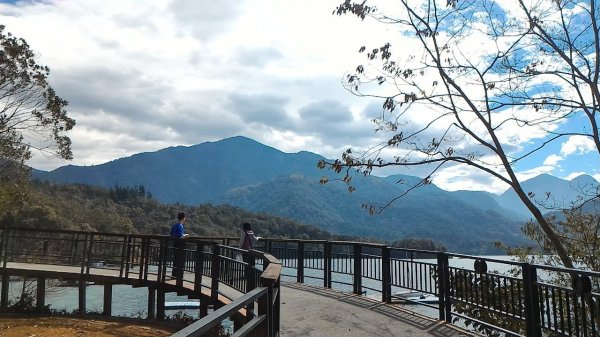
[281,282,479,337]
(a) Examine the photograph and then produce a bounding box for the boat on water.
[391,291,439,304]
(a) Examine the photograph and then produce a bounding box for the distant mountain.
[34,136,325,205]
[213,173,527,252]
[33,135,596,253]
[496,173,600,216]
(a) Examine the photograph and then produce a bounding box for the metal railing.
[4,227,598,336]
[0,227,281,337]
[258,238,600,337]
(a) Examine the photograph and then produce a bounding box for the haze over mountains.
[32,136,599,253]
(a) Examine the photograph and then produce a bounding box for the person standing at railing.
[170,212,189,281]
[239,222,260,250]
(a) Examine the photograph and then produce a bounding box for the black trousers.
[172,238,186,279]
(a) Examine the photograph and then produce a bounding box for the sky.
[1,0,599,194]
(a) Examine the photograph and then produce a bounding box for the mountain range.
[32,136,599,253]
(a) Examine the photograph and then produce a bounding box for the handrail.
[172,287,268,337]
[3,226,598,336]
[257,238,599,337]
[0,227,281,337]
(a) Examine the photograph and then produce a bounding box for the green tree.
[322,0,600,268]
[0,25,75,213]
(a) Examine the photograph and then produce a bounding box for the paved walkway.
[281,283,479,337]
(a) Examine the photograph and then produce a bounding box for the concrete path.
[280,283,479,337]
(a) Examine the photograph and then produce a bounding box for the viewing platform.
[0,227,598,337]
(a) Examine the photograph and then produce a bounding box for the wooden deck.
[1,263,479,336]
[2,261,243,311]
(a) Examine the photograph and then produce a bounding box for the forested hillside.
[0,180,332,240]
[0,181,447,252]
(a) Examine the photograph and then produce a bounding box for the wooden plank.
[261,264,282,285]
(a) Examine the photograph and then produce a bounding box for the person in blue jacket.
[170,212,188,280]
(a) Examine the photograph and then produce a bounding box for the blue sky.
[1,0,598,194]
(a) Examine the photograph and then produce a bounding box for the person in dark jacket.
[170,212,188,281]
[239,222,260,250]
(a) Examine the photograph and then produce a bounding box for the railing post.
[119,235,128,278]
[260,265,280,337]
[36,276,46,310]
[353,243,362,295]
[381,246,391,303]
[157,287,165,320]
[0,229,9,268]
[85,233,95,275]
[124,236,133,278]
[522,263,542,337]
[157,238,166,283]
[147,286,156,319]
[257,286,272,337]
[103,283,112,316]
[161,238,169,283]
[0,273,7,308]
[78,278,86,315]
[69,232,77,265]
[324,241,332,288]
[210,242,221,309]
[194,242,203,293]
[437,252,451,322]
[144,238,152,281]
[297,241,304,284]
[138,237,147,281]
[245,251,256,292]
[80,233,90,275]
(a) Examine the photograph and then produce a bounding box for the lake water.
[5,279,201,319]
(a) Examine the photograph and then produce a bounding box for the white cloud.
[431,165,508,193]
[0,0,595,194]
[543,154,563,166]
[516,166,556,182]
[560,136,596,156]
[563,171,588,181]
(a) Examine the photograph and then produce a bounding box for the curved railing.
[0,227,281,337]
[255,239,600,337]
[3,227,598,337]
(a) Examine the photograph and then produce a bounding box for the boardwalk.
[3,261,243,306]
[4,261,476,336]
[7,228,594,336]
[280,283,477,337]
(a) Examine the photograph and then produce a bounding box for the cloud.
[560,136,596,156]
[226,93,292,128]
[230,47,283,69]
[1,0,595,195]
[543,154,563,166]
[168,0,245,41]
[431,164,508,193]
[563,171,588,181]
[516,166,556,182]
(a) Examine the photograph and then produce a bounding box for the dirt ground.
[0,316,182,337]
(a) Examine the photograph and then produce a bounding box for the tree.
[0,25,74,212]
[321,0,600,268]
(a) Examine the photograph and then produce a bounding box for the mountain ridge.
[31,136,598,253]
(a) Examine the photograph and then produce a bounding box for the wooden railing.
[173,254,282,337]
[4,227,599,336]
[0,227,281,337]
